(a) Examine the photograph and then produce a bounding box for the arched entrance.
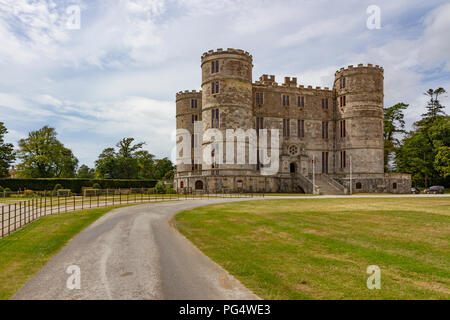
[195,180,204,190]
[290,162,296,174]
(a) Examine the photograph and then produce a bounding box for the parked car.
[424,186,445,194]
[411,187,420,194]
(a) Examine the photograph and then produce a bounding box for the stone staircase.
[311,174,346,195]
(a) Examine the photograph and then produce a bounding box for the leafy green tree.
[95,138,174,180]
[153,158,174,180]
[421,88,447,122]
[396,114,449,187]
[77,164,95,179]
[134,150,155,179]
[383,103,408,171]
[0,122,16,178]
[434,146,450,179]
[116,138,145,158]
[16,126,78,178]
[95,148,117,179]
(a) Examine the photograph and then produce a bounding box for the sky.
[0,0,449,167]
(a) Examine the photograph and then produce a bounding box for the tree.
[396,114,449,187]
[134,150,155,179]
[434,146,450,179]
[383,103,408,171]
[153,158,174,180]
[116,138,145,158]
[77,164,95,179]
[95,148,117,179]
[95,138,174,180]
[421,88,447,122]
[16,126,78,178]
[0,122,16,178]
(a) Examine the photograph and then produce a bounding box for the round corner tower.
[175,90,202,174]
[200,48,255,174]
[334,64,384,175]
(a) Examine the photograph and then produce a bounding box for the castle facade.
[175,48,411,194]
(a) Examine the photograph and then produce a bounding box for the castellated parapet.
[174,49,411,194]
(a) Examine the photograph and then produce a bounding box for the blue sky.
[0,0,449,167]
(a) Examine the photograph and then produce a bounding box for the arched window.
[356,182,362,190]
[195,180,204,190]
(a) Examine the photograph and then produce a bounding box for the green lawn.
[0,205,126,300]
[175,198,450,300]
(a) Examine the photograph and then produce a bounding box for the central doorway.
[290,163,296,174]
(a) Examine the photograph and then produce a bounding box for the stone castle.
[175,48,411,194]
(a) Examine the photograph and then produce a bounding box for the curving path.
[12,199,259,300]
[11,194,449,300]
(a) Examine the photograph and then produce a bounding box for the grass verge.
[0,205,126,300]
[175,198,450,300]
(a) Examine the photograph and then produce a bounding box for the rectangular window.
[255,92,264,105]
[211,61,219,73]
[322,121,329,139]
[322,98,328,109]
[340,150,346,169]
[282,95,290,107]
[283,119,290,137]
[211,109,219,128]
[256,117,264,135]
[340,77,346,89]
[191,114,198,123]
[322,152,329,174]
[340,95,346,107]
[297,96,305,107]
[211,81,220,94]
[298,119,305,138]
[340,120,346,138]
[191,99,198,108]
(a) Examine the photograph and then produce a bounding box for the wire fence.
[0,189,259,239]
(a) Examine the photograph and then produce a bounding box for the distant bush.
[92,183,101,189]
[155,183,166,194]
[167,187,176,194]
[148,188,155,194]
[0,186,3,193]
[57,189,71,197]
[24,189,35,197]
[53,184,63,191]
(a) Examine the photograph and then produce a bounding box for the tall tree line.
[0,125,174,181]
[384,88,449,187]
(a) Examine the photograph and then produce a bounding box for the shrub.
[155,183,166,194]
[53,184,63,191]
[0,186,3,193]
[167,187,176,194]
[24,189,35,197]
[4,188,11,192]
[57,189,71,197]
[92,183,101,189]
[148,188,155,194]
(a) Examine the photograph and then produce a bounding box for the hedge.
[0,178,157,193]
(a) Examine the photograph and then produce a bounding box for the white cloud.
[0,0,449,165]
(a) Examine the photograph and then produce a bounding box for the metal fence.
[0,189,258,239]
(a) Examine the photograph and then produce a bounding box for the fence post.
[1,206,4,238]
[9,204,12,235]
[14,202,17,231]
